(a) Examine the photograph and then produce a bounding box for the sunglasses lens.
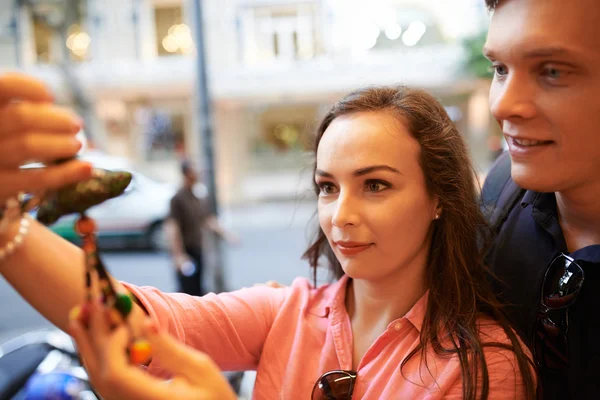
[312,372,355,400]
[534,317,569,370]
[542,256,584,309]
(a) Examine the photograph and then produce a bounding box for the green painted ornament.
[115,292,133,317]
[37,169,132,225]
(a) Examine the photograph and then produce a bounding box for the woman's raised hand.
[69,302,238,400]
[0,72,93,204]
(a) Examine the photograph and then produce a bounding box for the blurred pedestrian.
[164,159,238,296]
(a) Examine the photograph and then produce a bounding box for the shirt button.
[394,322,402,331]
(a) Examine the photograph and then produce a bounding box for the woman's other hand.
[69,301,237,400]
[0,72,93,204]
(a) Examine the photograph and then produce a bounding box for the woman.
[0,73,535,399]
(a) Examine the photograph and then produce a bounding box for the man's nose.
[489,72,537,124]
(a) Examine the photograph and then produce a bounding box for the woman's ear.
[433,198,442,220]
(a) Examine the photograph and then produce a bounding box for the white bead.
[0,215,31,265]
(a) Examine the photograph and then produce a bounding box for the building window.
[29,0,90,63]
[239,3,320,66]
[155,6,193,56]
[248,105,317,171]
[135,105,186,161]
[32,17,53,63]
[329,4,443,53]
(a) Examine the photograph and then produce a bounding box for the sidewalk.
[221,199,316,231]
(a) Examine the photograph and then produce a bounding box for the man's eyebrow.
[315,165,401,178]
[483,45,580,60]
[522,46,575,59]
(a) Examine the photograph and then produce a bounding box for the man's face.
[184,166,199,184]
[485,0,600,193]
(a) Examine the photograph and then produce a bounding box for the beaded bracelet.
[0,196,21,234]
[0,214,31,263]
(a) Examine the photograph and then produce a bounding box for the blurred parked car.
[42,150,182,251]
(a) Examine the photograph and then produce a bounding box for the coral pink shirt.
[123,276,529,399]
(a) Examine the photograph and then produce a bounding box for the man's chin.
[511,166,562,193]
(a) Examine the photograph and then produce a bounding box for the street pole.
[191,0,218,215]
[12,0,22,67]
[191,0,226,292]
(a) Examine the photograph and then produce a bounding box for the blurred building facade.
[0,0,495,205]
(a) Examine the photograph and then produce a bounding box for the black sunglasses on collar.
[533,252,585,370]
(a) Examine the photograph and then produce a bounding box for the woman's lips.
[335,242,373,256]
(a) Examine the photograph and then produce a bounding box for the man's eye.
[491,64,508,76]
[544,67,562,79]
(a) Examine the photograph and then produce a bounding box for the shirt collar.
[403,291,429,333]
[305,275,349,318]
[521,190,557,215]
[520,190,568,249]
[520,190,538,208]
[308,275,429,333]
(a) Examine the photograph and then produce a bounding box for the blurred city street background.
[0,0,502,372]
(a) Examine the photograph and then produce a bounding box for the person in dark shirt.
[165,160,239,296]
[481,0,600,398]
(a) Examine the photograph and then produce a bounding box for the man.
[481,0,600,398]
[165,160,238,296]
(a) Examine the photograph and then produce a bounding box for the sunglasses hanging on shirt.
[533,252,585,370]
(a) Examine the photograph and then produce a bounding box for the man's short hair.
[181,160,193,176]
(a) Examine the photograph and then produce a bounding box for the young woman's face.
[316,111,439,282]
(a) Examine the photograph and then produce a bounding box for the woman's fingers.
[0,73,86,202]
[0,160,93,201]
[141,320,229,386]
[0,72,54,105]
[72,309,234,400]
[0,133,82,168]
[0,102,81,136]
[69,319,100,383]
[141,320,203,383]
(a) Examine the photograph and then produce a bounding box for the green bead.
[115,293,133,317]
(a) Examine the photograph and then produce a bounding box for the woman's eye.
[365,181,388,192]
[318,183,337,195]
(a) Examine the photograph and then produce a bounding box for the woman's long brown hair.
[303,86,536,399]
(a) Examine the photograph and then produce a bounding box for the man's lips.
[504,134,554,147]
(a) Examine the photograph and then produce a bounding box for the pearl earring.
[435,214,440,220]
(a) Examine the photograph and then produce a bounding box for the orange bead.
[75,217,97,235]
[128,339,152,365]
[83,240,96,253]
